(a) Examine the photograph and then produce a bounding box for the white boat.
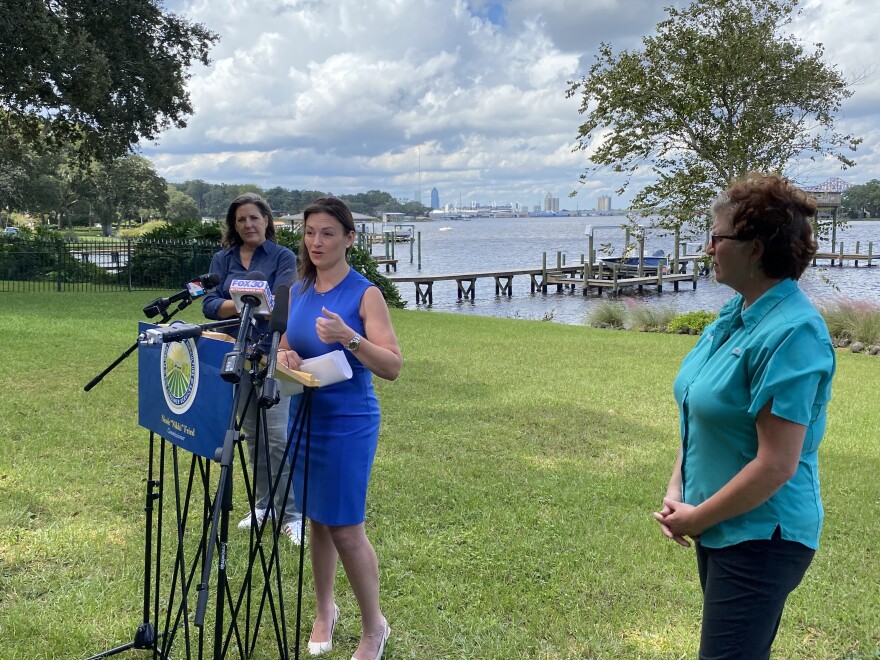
[439,226,452,232]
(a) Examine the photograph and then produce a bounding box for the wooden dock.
[813,240,876,267]
[373,257,398,272]
[387,252,702,305]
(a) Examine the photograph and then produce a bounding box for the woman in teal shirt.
[654,174,835,658]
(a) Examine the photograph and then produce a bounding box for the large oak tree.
[567,0,860,233]
[0,0,216,160]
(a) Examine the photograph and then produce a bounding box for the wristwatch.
[346,332,362,353]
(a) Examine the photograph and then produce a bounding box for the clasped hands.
[653,498,704,548]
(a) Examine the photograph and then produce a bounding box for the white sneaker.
[282,519,305,546]
[237,508,268,530]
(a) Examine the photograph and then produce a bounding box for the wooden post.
[541,252,547,293]
[855,240,861,267]
[556,251,563,292]
[673,226,680,275]
[869,242,874,268]
[637,235,645,277]
[417,231,422,270]
[838,241,844,267]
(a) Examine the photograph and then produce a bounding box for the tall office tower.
[597,195,612,212]
[431,187,439,210]
[544,192,553,212]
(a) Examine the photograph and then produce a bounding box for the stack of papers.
[279,350,352,396]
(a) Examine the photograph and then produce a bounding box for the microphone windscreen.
[248,271,267,281]
[203,273,221,288]
[269,284,290,332]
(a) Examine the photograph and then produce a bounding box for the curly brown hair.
[711,173,818,280]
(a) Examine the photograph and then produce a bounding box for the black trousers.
[695,528,815,660]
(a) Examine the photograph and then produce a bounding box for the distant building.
[431,187,439,210]
[597,195,612,212]
[543,192,560,213]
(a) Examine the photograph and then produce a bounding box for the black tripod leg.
[87,433,162,659]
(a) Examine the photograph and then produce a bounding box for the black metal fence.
[0,236,220,292]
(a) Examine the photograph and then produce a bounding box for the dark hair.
[711,173,818,280]
[298,196,356,289]
[222,193,276,248]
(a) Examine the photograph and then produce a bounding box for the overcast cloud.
[145,0,880,210]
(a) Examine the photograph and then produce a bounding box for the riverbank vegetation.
[589,298,880,349]
[1,292,877,657]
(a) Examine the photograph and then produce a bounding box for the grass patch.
[1,292,878,658]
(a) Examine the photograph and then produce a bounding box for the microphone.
[260,284,290,408]
[220,271,270,384]
[138,322,204,345]
[229,271,274,318]
[143,273,222,319]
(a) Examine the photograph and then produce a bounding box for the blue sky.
[148,0,880,210]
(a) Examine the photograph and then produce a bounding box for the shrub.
[629,305,677,332]
[347,245,406,308]
[588,301,627,328]
[667,310,717,335]
[820,300,880,345]
[119,220,170,239]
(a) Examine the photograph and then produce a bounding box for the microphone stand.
[195,295,260,637]
[84,296,203,392]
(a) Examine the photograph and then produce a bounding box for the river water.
[374,216,880,326]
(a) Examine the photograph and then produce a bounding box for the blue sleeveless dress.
[286,268,380,526]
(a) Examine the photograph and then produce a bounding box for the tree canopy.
[0,0,217,160]
[841,180,880,219]
[567,0,860,232]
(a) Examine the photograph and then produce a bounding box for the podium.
[91,324,319,659]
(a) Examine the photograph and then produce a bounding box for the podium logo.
[161,339,200,413]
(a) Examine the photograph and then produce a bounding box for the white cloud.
[146,0,880,209]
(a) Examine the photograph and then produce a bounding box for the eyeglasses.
[709,233,739,248]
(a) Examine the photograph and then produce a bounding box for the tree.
[166,188,201,223]
[567,0,860,233]
[83,155,168,234]
[0,0,217,160]
[183,179,212,215]
[841,180,880,219]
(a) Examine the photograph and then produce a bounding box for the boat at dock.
[599,255,668,275]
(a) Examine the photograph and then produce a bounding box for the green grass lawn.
[1,292,878,658]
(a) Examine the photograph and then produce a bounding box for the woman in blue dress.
[279,196,401,660]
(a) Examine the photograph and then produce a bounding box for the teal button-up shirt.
[673,278,835,549]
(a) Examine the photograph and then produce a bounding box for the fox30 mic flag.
[229,271,273,317]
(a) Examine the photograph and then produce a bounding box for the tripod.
[89,320,317,658]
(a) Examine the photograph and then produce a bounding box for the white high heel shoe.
[308,603,339,656]
[351,618,389,660]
